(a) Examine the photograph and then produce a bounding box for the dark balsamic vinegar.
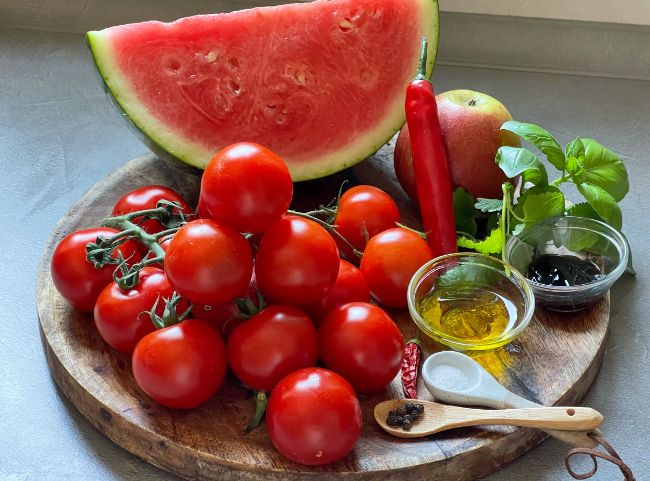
[528,254,603,287]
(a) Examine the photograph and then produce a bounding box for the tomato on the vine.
[227,305,318,392]
[303,259,370,324]
[319,302,404,394]
[360,228,433,308]
[164,219,253,305]
[200,143,293,234]
[255,215,339,306]
[267,368,361,465]
[132,319,227,409]
[51,227,142,312]
[334,185,401,258]
[191,274,259,339]
[112,185,191,235]
[94,267,174,354]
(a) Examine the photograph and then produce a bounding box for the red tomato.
[112,185,191,235]
[93,267,171,353]
[51,228,142,312]
[200,143,293,234]
[267,368,361,465]
[319,302,404,394]
[360,228,433,308]
[255,215,339,305]
[195,193,211,219]
[164,219,253,305]
[334,185,401,258]
[192,274,259,339]
[132,319,227,409]
[227,306,318,392]
[304,259,370,324]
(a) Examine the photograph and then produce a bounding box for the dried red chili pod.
[401,337,421,399]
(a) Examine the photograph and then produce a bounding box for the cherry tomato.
[319,302,404,394]
[93,267,175,353]
[112,185,191,235]
[227,305,318,392]
[255,215,339,305]
[360,228,433,308]
[191,274,259,339]
[51,228,142,312]
[132,319,227,409]
[164,219,253,305]
[303,259,370,324]
[200,143,293,234]
[334,185,401,258]
[267,368,361,465]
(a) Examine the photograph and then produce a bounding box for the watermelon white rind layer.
[87,0,439,180]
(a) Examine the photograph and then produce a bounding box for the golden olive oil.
[418,287,517,344]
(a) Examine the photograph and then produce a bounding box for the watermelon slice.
[87,0,439,180]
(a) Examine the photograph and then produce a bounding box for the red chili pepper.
[405,37,457,257]
[401,337,421,399]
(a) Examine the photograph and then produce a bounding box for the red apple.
[394,89,520,201]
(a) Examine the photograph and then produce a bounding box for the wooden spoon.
[374,399,603,439]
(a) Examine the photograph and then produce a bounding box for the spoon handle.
[445,406,603,432]
[503,392,601,448]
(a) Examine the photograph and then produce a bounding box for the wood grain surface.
[36,145,610,481]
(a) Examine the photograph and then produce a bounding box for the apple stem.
[415,37,428,81]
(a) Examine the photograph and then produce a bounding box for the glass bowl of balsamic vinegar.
[505,216,629,312]
[407,253,535,351]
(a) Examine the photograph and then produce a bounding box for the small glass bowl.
[504,216,629,312]
[407,253,535,351]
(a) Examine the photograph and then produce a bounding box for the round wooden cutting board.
[37,147,610,481]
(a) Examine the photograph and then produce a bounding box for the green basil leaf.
[457,228,503,255]
[475,198,504,213]
[565,156,582,177]
[453,187,477,236]
[496,146,548,186]
[565,137,585,160]
[577,182,623,230]
[501,120,565,170]
[563,202,604,252]
[578,139,629,201]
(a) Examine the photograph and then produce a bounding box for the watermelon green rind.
[87,0,439,180]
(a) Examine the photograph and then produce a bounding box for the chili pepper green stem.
[415,37,428,81]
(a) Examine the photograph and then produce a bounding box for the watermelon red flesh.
[88,0,439,180]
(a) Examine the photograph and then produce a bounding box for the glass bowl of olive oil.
[407,253,535,351]
[505,216,629,312]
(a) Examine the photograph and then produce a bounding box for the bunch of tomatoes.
[50,143,434,465]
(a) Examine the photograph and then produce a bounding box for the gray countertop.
[1,26,648,481]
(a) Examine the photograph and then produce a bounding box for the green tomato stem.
[287,209,362,258]
[245,391,268,433]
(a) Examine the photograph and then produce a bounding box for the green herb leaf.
[501,120,565,170]
[565,156,582,177]
[567,202,603,222]
[576,139,629,202]
[435,260,500,294]
[475,198,503,213]
[496,146,548,186]
[458,228,503,255]
[453,187,477,236]
[522,190,565,225]
[565,137,585,160]
[577,182,623,230]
